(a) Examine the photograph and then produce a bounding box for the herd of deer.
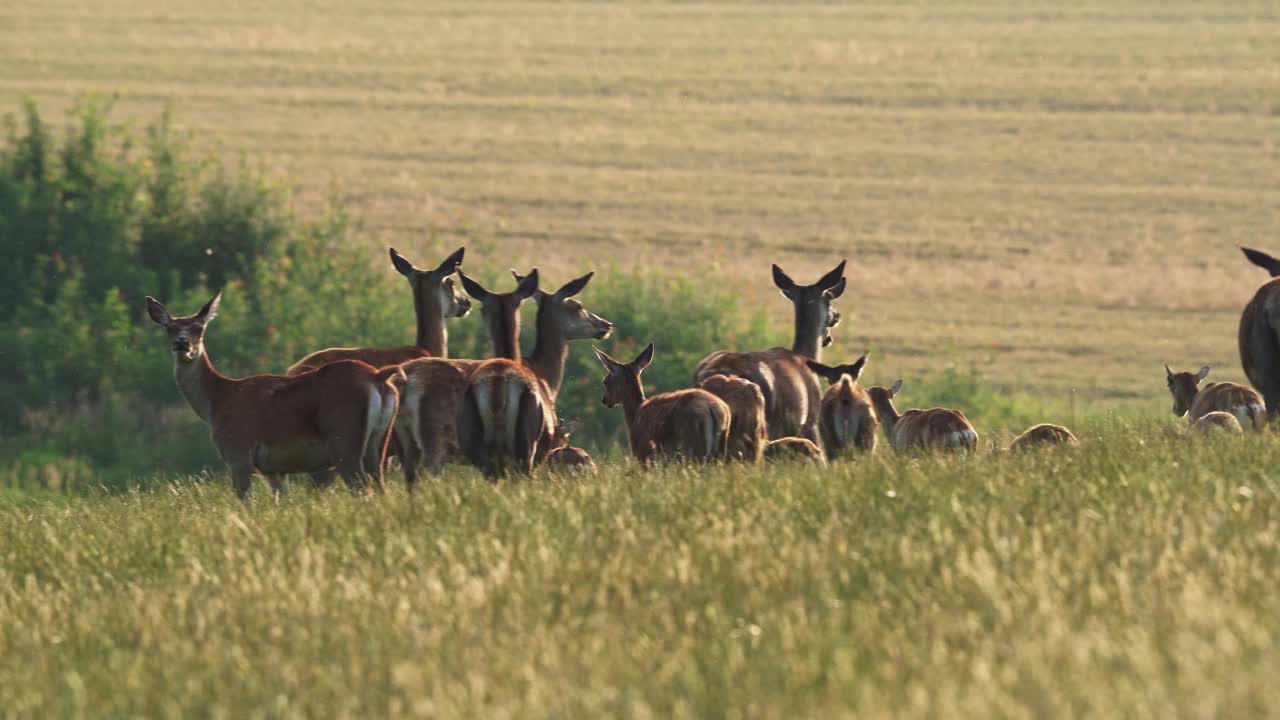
[142,244,1280,500]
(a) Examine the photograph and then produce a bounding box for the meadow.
[3,0,1280,716]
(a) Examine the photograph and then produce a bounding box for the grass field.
[3,423,1279,717]
[4,0,1279,407]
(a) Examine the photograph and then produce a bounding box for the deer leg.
[309,470,337,489]
[266,474,287,500]
[227,463,254,502]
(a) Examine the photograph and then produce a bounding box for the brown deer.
[1190,411,1244,434]
[1242,246,1280,277]
[544,419,598,477]
[697,374,767,463]
[594,343,730,466]
[866,380,978,453]
[456,271,613,478]
[762,437,827,466]
[805,355,878,459]
[146,291,405,500]
[1164,364,1265,429]
[1008,423,1078,452]
[287,247,469,374]
[694,260,845,443]
[1240,273,1280,420]
[393,270,541,484]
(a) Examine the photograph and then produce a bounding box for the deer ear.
[593,346,622,374]
[434,247,465,275]
[633,342,655,372]
[847,354,867,379]
[817,260,847,291]
[145,296,172,327]
[458,271,489,301]
[389,248,416,277]
[198,290,222,323]
[805,360,835,384]
[1198,366,1210,381]
[888,378,903,397]
[513,269,540,301]
[772,264,797,298]
[555,271,594,299]
[560,417,583,436]
[824,277,847,300]
[1164,363,1173,380]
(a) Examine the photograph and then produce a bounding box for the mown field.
[2,425,1279,717]
[3,0,1278,405]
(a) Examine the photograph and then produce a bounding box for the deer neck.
[526,301,568,402]
[620,379,646,437]
[871,396,901,437]
[487,304,521,360]
[791,304,826,360]
[413,289,447,357]
[173,352,231,426]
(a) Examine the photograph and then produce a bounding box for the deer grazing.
[762,437,827,466]
[393,270,541,484]
[694,260,846,443]
[1164,364,1265,429]
[1008,423,1078,452]
[146,291,405,500]
[866,379,978,452]
[595,343,730,465]
[455,270,614,478]
[1190,411,1244,434]
[697,374,767,463]
[805,355,878,459]
[287,247,468,374]
[544,419,598,477]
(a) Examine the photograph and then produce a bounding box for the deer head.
[512,269,614,341]
[865,378,904,419]
[390,246,470,319]
[459,270,540,359]
[773,260,846,353]
[1165,364,1210,417]
[146,291,222,363]
[593,342,653,409]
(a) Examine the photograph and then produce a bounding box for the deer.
[1242,246,1280,277]
[287,247,469,374]
[1164,364,1265,429]
[1008,423,1078,452]
[145,291,405,501]
[762,437,827,466]
[865,379,978,453]
[456,270,614,479]
[594,343,731,466]
[392,270,542,485]
[697,374,767,463]
[1240,267,1280,420]
[543,419,598,477]
[805,355,878,459]
[694,260,846,444]
[1190,411,1244,434]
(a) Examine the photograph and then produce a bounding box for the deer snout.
[172,337,191,354]
[596,320,614,339]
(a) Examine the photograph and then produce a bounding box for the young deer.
[595,343,731,466]
[1164,364,1265,429]
[1009,423,1078,452]
[697,374,767,463]
[544,419,598,477]
[805,355,878,459]
[146,291,405,500]
[287,247,468,374]
[456,271,613,479]
[866,380,978,453]
[695,260,846,443]
[393,271,541,485]
[763,437,827,466]
[1190,411,1244,434]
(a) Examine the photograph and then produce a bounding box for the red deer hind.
[146,291,405,500]
[694,260,846,444]
[805,355,878,459]
[595,343,730,466]
[697,374,767,463]
[866,379,978,453]
[1164,364,1265,429]
[456,270,613,479]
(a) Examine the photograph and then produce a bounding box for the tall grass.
[1,421,1277,717]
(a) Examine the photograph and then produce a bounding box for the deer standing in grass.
[1164,365,1265,429]
[698,374,767,463]
[596,343,730,465]
[456,271,613,478]
[866,380,978,452]
[146,291,405,500]
[695,260,846,444]
[288,247,469,374]
[806,355,878,459]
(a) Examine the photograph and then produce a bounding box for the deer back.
[892,408,977,452]
[694,348,820,440]
[1190,382,1265,427]
[818,376,878,458]
[698,374,767,463]
[631,389,730,464]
